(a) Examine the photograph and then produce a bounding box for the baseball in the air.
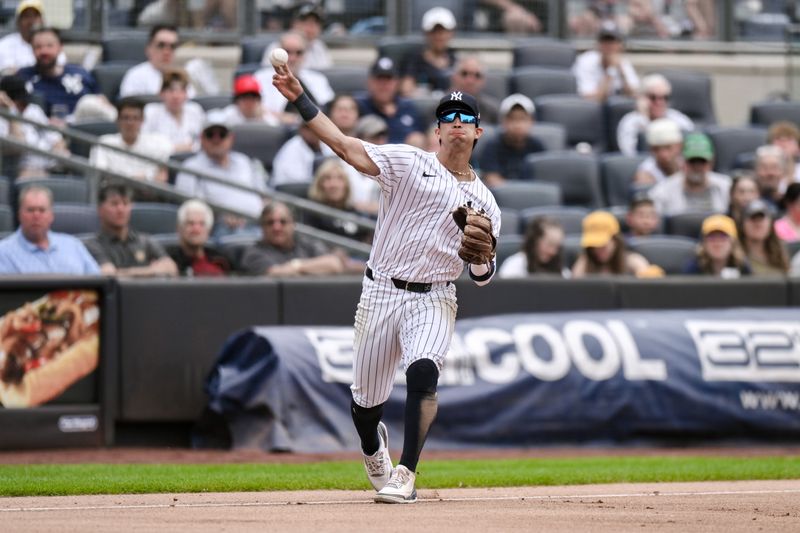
[269,47,289,68]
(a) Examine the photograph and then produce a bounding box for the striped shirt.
[362,142,501,283]
[0,230,100,275]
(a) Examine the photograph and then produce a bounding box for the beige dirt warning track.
[2,481,800,532]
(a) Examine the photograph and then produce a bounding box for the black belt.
[365,267,435,293]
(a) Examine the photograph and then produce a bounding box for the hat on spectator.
[683,132,714,161]
[370,56,398,78]
[355,114,388,139]
[499,93,535,117]
[597,20,622,41]
[646,118,682,147]
[421,7,456,32]
[701,214,737,238]
[436,91,480,123]
[0,75,31,103]
[16,0,43,17]
[742,198,775,219]
[73,94,118,122]
[202,110,229,132]
[581,211,620,248]
[295,3,324,21]
[233,75,261,98]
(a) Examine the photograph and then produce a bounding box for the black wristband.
[292,92,319,122]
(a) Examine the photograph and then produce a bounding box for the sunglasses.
[438,111,478,124]
[647,93,670,101]
[203,127,228,140]
[154,41,178,50]
[263,218,290,226]
[458,70,484,79]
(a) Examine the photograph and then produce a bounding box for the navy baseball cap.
[435,91,480,123]
[370,56,398,78]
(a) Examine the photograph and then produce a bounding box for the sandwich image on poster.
[0,290,99,408]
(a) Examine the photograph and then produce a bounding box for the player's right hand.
[272,65,304,102]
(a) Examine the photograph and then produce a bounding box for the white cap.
[499,93,535,117]
[203,109,229,131]
[421,7,456,32]
[645,118,682,147]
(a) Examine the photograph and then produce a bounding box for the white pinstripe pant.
[350,269,458,408]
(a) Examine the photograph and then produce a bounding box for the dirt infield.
[2,480,799,532]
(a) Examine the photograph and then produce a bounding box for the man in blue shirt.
[17,27,98,119]
[0,185,100,275]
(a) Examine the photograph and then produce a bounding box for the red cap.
[233,75,261,97]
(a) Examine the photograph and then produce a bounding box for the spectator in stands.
[754,144,792,210]
[727,172,759,224]
[625,196,661,238]
[271,122,335,188]
[168,199,236,276]
[399,7,457,97]
[0,74,68,179]
[572,210,650,277]
[289,3,332,70]
[328,94,360,137]
[16,27,98,119]
[0,0,65,74]
[775,183,800,242]
[254,31,334,126]
[572,21,639,103]
[738,199,789,276]
[498,216,568,278]
[142,68,205,153]
[219,74,280,126]
[683,214,750,277]
[0,185,99,275]
[305,158,373,244]
[480,0,543,34]
[84,183,178,277]
[241,201,348,277]
[355,56,425,148]
[617,74,693,156]
[90,97,172,185]
[448,55,500,125]
[767,121,800,181]
[648,132,731,216]
[120,25,196,99]
[478,93,545,187]
[175,111,267,237]
[634,118,684,186]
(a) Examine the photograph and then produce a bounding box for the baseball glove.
[452,203,496,264]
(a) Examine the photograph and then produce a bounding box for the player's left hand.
[272,64,304,102]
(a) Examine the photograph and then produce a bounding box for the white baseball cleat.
[362,422,392,491]
[374,464,417,504]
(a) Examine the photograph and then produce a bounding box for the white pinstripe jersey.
[361,141,501,283]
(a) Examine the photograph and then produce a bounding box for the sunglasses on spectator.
[263,218,290,226]
[647,93,670,101]
[458,70,484,79]
[438,111,478,124]
[153,41,178,50]
[203,127,228,139]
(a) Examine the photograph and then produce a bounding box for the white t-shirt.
[89,132,173,182]
[175,151,267,217]
[142,101,205,151]
[0,33,66,73]
[119,61,197,98]
[254,66,334,116]
[0,103,63,172]
[617,110,694,156]
[271,134,335,187]
[219,103,280,127]
[572,50,640,98]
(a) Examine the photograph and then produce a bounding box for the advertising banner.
[196,308,800,452]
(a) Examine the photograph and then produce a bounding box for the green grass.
[0,456,798,497]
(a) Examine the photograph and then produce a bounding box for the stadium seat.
[509,67,577,100]
[483,70,509,101]
[101,33,148,63]
[705,126,768,174]
[319,66,369,96]
[657,69,716,125]
[69,120,119,159]
[167,151,196,185]
[523,151,603,208]
[230,123,290,172]
[218,232,260,266]
[519,206,590,235]
[628,235,698,274]
[51,204,99,235]
[240,33,282,64]
[740,13,791,41]
[534,95,606,151]
[233,63,260,80]
[604,96,637,153]
[0,176,10,206]
[512,38,577,69]
[665,210,718,239]
[409,95,439,126]
[130,203,179,235]
[750,100,800,128]
[92,61,136,102]
[500,208,521,236]
[16,176,90,204]
[275,182,310,199]
[490,181,562,210]
[600,153,647,207]
[531,122,567,152]
[376,35,425,65]
[0,205,12,232]
[495,234,524,267]
[192,95,232,112]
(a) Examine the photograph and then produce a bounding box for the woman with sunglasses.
[274,63,500,505]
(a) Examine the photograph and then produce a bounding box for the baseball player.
[273,59,500,504]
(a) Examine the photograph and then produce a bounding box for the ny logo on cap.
[450,91,463,101]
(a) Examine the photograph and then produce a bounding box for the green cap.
[682,132,714,161]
